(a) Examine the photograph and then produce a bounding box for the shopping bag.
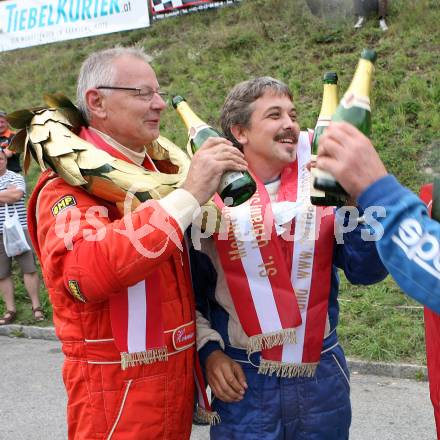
[2,204,31,257]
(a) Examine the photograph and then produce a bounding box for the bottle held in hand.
[172,95,256,206]
[310,71,347,206]
[314,49,377,197]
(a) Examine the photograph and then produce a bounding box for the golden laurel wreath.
[7,93,192,213]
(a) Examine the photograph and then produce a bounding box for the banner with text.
[0,0,150,52]
[151,0,240,20]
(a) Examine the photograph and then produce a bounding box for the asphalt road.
[0,336,436,440]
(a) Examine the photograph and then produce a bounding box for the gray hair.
[76,47,152,123]
[220,77,293,149]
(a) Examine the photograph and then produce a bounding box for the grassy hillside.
[2,0,439,188]
[1,0,439,364]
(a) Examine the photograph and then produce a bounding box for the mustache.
[274,129,298,143]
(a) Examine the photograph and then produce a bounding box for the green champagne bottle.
[314,49,377,196]
[432,177,440,222]
[310,72,347,206]
[172,95,256,206]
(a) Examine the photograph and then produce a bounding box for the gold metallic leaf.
[43,121,90,155]
[100,168,159,192]
[84,175,141,213]
[56,107,84,128]
[23,144,31,175]
[43,93,86,128]
[32,109,71,127]
[161,140,190,183]
[148,137,169,161]
[110,161,182,186]
[9,96,197,213]
[50,154,87,186]
[29,123,50,144]
[8,129,27,153]
[75,148,115,170]
[44,92,75,110]
[31,141,47,172]
[6,109,35,129]
[144,136,191,188]
[106,158,153,175]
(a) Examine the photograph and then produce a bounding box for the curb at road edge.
[0,324,428,381]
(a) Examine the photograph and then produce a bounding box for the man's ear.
[230,124,248,147]
[85,89,107,120]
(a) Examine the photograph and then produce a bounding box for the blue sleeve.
[189,246,226,364]
[334,206,388,285]
[189,245,217,317]
[198,341,223,366]
[358,175,440,313]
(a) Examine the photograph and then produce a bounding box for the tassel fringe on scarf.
[195,406,221,426]
[258,359,318,378]
[248,328,296,355]
[121,347,168,370]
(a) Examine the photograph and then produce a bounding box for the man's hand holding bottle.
[316,121,387,199]
[181,136,248,206]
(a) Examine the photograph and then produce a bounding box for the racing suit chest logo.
[172,322,195,351]
[52,195,77,216]
[392,218,440,279]
[68,280,86,303]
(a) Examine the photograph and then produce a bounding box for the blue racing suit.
[357,174,440,312]
[191,201,387,440]
[357,174,440,438]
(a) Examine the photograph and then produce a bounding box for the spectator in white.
[353,0,389,31]
[0,150,43,325]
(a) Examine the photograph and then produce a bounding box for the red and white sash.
[215,132,335,377]
[109,272,168,369]
[214,183,302,355]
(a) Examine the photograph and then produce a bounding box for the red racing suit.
[27,150,196,439]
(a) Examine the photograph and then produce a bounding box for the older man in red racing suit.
[26,47,247,440]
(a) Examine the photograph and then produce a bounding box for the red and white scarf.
[214,132,335,377]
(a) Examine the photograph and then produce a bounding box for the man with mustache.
[191,77,387,439]
[26,47,247,440]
